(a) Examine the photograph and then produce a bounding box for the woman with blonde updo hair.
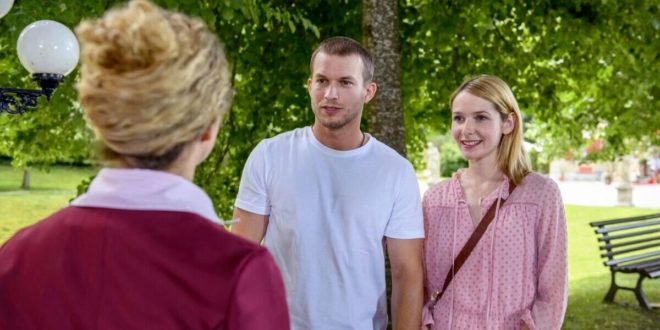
[0,1,289,329]
[422,75,567,329]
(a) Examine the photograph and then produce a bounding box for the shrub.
[440,139,467,177]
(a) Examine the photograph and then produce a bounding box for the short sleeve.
[384,162,424,239]
[234,141,271,215]
[226,248,289,329]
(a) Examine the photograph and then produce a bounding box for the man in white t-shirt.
[232,36,424,330]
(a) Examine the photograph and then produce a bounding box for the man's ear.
[364,82,378,103]
[502,112,515,135]
[306,78,312,93]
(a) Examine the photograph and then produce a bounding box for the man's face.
[307,52,376,130]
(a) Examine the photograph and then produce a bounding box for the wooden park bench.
[589,213,660,310]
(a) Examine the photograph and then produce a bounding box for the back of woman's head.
[450,74,530,184]
[76,0,232,169]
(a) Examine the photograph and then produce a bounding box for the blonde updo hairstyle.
[76,0,232,169]
[449,75,531,184]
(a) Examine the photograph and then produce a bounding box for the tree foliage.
[1,0,657,218]
[399,0,659,165]
[0,0,96,169]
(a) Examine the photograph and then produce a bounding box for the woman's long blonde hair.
[76,0,232,169]
[450,75,531,184]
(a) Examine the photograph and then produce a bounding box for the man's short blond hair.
[309,36,374,84]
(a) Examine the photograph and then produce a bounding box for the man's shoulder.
[369,138,414,168]
[269,127,306,141]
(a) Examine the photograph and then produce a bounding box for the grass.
[0,164,97,243]
[563,205,660,329]
[1,165,659,328]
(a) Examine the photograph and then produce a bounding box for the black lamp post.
[1,3,80,115]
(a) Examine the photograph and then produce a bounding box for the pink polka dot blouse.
[422,172,567,330]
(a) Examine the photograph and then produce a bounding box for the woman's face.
[451,91,513,164]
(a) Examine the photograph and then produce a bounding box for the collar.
[306,126,373,157]
[71,168,220,224]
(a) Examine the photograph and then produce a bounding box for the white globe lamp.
[17,20,80,99]
[0,0,14,19]
[1,19,80,115]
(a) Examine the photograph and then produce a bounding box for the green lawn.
[1,165,659,328]
[563,205,660,329]
[0,164,98,243]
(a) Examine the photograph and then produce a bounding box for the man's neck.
[311,123,367,151]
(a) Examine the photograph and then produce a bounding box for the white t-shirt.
[235,127,424,330]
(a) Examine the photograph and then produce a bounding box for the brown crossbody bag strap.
[428,179,516,309]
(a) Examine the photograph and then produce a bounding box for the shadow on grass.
[0,187,76,194]
[565,272,660,329]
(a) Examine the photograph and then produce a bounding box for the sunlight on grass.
[0,164,98,242]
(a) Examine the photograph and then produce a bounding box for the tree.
[0,0,322,194]
[0,1,101,187]
[398,0,659,164]
[363,0,406,156]
[1,0,657,213]
[362,2,407,326]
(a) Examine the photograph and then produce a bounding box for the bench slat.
[595,220,660,234]
[605,250,660,266]
[597,228,660,242]
[614,257,660,271]
[600,235,660,250]
[601,242,660,258]
[590,213,660,227]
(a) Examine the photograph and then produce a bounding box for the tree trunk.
[363,0,406,157]
[21,170,31,189]
[363,2,404,328]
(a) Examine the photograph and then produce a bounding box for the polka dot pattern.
[422,172,568,329]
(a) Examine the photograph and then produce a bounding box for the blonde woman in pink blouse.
[422,75,567,329]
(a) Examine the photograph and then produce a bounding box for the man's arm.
[387,237,424,330]
[231,207,269,244]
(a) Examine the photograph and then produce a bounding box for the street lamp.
[0,18,80,115]
[0,0,13,19]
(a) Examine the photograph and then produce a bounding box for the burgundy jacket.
[0,206,289,330]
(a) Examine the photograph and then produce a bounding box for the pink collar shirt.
[71,168,221,223]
